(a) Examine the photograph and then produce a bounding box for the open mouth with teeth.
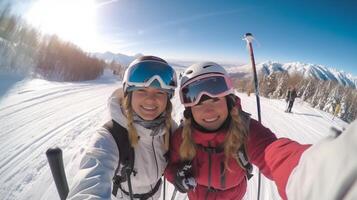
[203,116,220,123]
[141,105,157,111]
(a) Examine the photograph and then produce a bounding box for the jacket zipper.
[205,141,212,200]
[152,136,159,179]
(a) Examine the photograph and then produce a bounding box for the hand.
[174,163,196,193]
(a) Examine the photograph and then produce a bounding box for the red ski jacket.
[165,115,310,200]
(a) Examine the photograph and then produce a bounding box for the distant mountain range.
[92,52,357,89]
[92,52,190,70]
[92,52,143,66]
[227,61,357,89]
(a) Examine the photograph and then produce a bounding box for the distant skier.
[332,100,341,120]
[285,87,297,113]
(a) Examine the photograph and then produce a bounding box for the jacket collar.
[191,128,227,147]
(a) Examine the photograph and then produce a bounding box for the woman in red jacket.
[165,62,310,200]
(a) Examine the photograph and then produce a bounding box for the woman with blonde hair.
[165,62,311,200]
[68,56,177,200]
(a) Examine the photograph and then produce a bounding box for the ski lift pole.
[243,33,262,200]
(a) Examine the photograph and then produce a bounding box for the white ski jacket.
[68,91,177,200]
[286,120,357,200]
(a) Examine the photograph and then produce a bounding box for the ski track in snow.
[0,78,118,200]
[0,75,347,200]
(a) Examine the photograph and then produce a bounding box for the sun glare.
[25,0,98,51]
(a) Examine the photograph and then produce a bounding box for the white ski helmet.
[180,62,230,87]
[123,55,177,98]
[179,62,234,107]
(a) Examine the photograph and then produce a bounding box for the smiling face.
[131,87,168,120]
[191,96,229,131]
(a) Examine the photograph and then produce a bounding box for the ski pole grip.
[46,147,69,200]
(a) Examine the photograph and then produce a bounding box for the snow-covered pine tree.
[260,72,278,97]
[302,78,318,104]
[339,89,350,120]
[315,81,330,110]
[323,82,342,114]
[272,72,289,98]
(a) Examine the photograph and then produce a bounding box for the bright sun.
[25,0,98,51]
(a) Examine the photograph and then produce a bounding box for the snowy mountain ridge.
[91,52,191,71]
[91,51,144,66]
[92,51,357,88]
[227,61,357,88]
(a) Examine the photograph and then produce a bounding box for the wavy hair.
[179,104,249,170]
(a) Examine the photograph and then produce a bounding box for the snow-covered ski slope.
[0,70,347,200]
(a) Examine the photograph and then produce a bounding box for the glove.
[174,163,197,193]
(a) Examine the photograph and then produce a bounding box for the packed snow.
[0,69,348,200]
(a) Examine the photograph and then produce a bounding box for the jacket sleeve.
[67,128,119,200]
[286,121,357,200]
[247,120,311,200]
[164,128,183,183]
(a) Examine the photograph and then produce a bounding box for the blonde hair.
[123,92,173,151]
[162,101,173,151]
[179,117,196,161]
[224,106,249,170]
[179,105,249,170]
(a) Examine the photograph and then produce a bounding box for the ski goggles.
[180,74,234,107]
[126,61,177,91]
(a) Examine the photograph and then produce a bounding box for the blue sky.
[10,0,357,75]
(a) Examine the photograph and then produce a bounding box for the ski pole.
[46,147,69,200]
[243,33,262,200]
[244,33,262,122]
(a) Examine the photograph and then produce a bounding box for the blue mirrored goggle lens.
[181,76,229,104]
[127,62,176,87]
